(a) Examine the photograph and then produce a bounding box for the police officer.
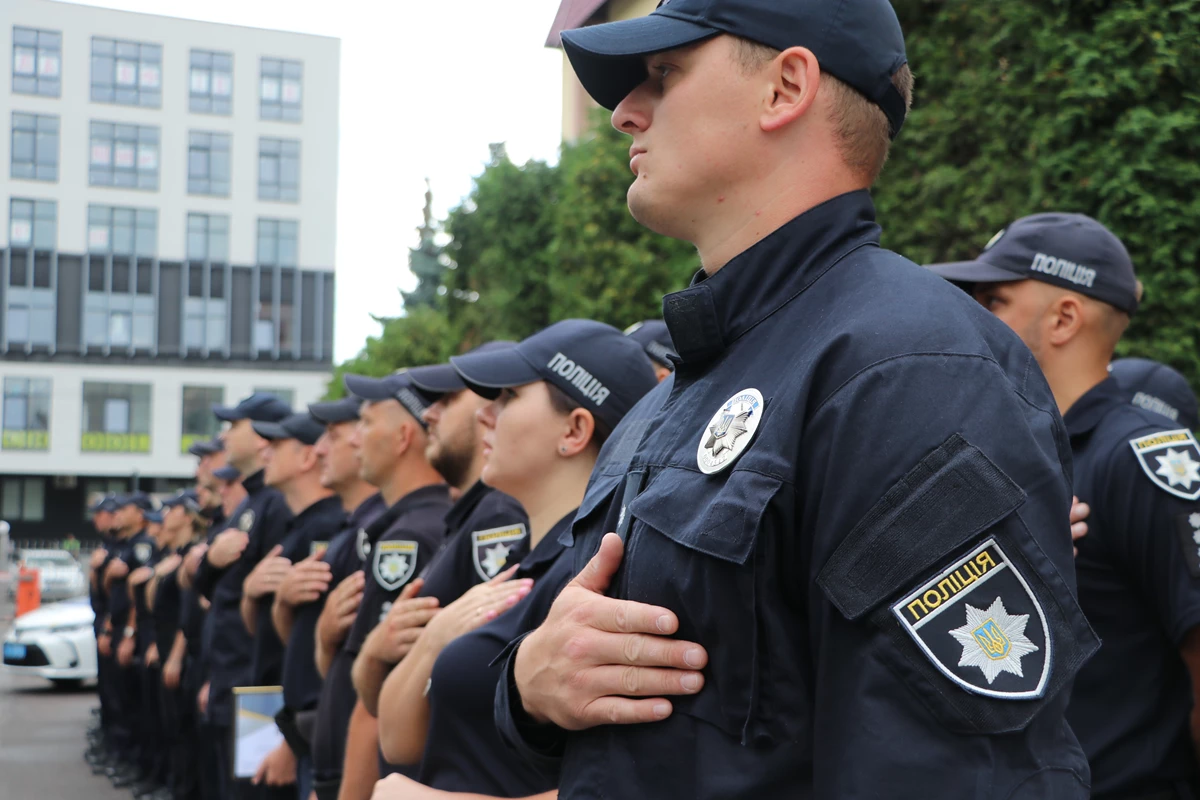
[624,320,677,382]
[497,2,1100,797]
[373,321,656,798]
[333,371,452,800]
[305,398,386,800]
[101,493,157,789]
[242,412,346,798]
[191,392,292,799]
[86,494,123,773]
[128,505,170,799]
[1111,357,1200,432]
[927,213,1200,798]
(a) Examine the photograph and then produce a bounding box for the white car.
[15,549,89,602]
[3,596,97,686]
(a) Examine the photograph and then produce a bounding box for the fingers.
[578,696,675,728]
[388,606,441,632]
[398,577,425,601]
[588,630,708,671]
[487,563,522,585]
[1070,520,1087,542]
[573,532,625,594]
[585,593,679,637]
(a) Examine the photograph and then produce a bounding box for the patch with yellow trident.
[891,539,1050,700]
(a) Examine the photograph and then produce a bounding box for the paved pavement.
[0,581,127,800]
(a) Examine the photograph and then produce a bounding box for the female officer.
[371,319,657,799]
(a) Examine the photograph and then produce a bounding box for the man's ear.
[761,46,820,133]
[1048,294,1085,346]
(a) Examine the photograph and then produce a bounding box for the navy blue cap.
[213,392,293,424]
[407,342,518,399]
[187,436,224,458]
[451,319,658,431]
[343,371,431,430]
[925,213,1140,315]
[145,510,164,525]
[308,397,361,425]
[560,0,910,137]
[252,413,326,446]
[162,489,202,514]
[213,465,241,482]
[624,320,677,370]
[1110,358,1200,431]
[115,492,154,512]
[89,493,118,513]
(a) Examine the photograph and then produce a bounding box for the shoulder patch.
[1129,429,1200,500]
[133,542,152,564]
[372,540,418,591]
[238,509,256,532]
[1175,512,1200,578]
[472,524,528,581]
[891,539,1050,700]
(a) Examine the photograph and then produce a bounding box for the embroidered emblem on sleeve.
[1130,430,1200,500]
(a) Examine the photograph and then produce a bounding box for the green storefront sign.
[81,432,151,453]
[2,430,49,450]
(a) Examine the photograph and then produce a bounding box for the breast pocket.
[624,467,782,744]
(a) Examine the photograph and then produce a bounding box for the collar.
[347,492,385,529]
[1064,377,1129,438]
[443,481,492,533]
[518,511,576,577]
[242,469,266,494]
[289,495,346,530]
[663,190,881,365]
[365,483,451,544]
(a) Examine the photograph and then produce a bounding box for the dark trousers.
[137,662,164,780]
[109,656,141,759]
[160,678,201,800]
[197,720,225,800]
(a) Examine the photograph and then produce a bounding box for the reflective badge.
[471,524,527,581]
[372,540,418,591]
[1130,429,1200,500]
[310,541,329,559]
[891,539,1050,700]
[1175,512,1200,578]
[356,528,370,561]
[133,542,152,564]
[697,389,764,475]
[238,509,255,532]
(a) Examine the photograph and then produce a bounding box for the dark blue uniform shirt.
[419,513,571,795]
[133,540,164,655]
[1064,377,1200,797]
[108,529,154,641]
[197,469,292,726]
[251,494,346,688]
[91,531,117,632]
[498,191,1100,799]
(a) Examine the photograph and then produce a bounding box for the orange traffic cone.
[15,566,40,617]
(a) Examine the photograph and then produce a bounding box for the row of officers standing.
[78,0,1200,797]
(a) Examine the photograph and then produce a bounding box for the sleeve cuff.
[492,632,567,767]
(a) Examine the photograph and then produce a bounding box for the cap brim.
[924,260,1026,284]
[450,348,543,400]
[251,420,290,441]
[308,399,360,425]
[343,374,396,401]
[561,15,719,110]
[212,404,242,422]
[406,363,466,397]
[213,467,240,481]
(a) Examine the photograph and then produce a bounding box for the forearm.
[376,638,440,765]
[192,557,222,599]
[271,596,295,643]
[169,630,187,664]
[350,649,392,718]
[240,593,258,636]
[315,631,335,679]
[338,700,379,800]
[146,576,160,611]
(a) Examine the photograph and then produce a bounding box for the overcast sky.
[72,0,568,362]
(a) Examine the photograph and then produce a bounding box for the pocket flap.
[818,433,1026,620]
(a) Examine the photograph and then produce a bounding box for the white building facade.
[0,0,340,539]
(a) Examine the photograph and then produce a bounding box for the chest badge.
[133,542,152,564]
[356,528,371,561]
[1130,429,1200,500]
[472,524,528,582]
[697,389,764,475]
[238,509,255,532]
[373,540,418,592]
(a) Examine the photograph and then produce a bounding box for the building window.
[85,206,157,351]
[13,27,61,97]
[257,219,298,268]
[260,58,302,121]
[187,132,231,196]
[81,382,151,453]
[254,388,295,408]
[184,215,229,353]
[189,49,233,114]
[180,386,223,453]
[255,220,298,356]
[186,213,229,263]
[11,113,58,182]
[91,37,161,107]
[9,198,56,251]
[90,122,160,190]
[2,378,50,451]
[88,205,157,256]
[2,478,45,522]
[258,138,300,202]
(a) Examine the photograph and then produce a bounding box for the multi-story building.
[0,0,340,540]
[546,0,657,141]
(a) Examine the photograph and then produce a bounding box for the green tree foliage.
[401,179,444,311]
[879,0,1200,383]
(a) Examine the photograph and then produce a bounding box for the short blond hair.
[733,38,914,184]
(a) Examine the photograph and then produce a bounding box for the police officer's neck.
[1041,352,1114,416]
[516,456,594,550]
[377,458,444,507]
[694,170,866,275]
[337,479,377,516]
[279,471,334,516]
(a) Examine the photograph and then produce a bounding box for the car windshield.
[23,554,74,568]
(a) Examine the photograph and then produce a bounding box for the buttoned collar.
[288,494,345,531]
[347,492,384,529]
[443,480,492,534]
[365,483,451,545]
[1064,377,1129,438]
[517,512,576,577]
[241,469,266,494]
[663,190,881,365]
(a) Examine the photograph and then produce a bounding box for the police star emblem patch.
[891,539,1051,699]
[697,389,764,475]
[133,542,152,564]
[471,524,527,581]
[1130,429,1200,500]
[238,509,255,532]
[372,540,418,591]
[356,528,371,561]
